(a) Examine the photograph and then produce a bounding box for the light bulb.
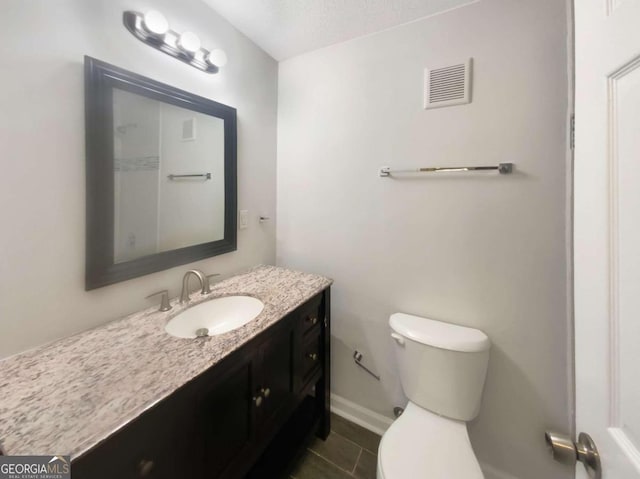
[206,49,228,67]
[178,31,201,54]
[142,10,168,36]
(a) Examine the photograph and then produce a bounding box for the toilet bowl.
[377,313,490,479]
[377,402,484,479]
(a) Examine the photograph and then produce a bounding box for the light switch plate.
[239,210,249,229]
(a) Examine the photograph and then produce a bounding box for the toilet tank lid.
[389,313,490,352]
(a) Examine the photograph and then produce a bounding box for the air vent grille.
[424,58,472,109]
[182,117,196,141]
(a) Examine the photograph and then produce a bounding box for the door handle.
[545,431,601,479]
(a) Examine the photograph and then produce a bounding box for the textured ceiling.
[202,0,476,60]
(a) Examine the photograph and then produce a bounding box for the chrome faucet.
[180,270,207,304]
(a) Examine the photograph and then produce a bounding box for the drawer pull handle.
[307,316,318,325]
[307,353,319,361]
[261,387,271,398]
[138,459,155,477]
[253,395,263,407]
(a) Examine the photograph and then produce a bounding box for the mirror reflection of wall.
[113,88,225,264]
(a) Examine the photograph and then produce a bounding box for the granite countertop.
[0,265,332,459]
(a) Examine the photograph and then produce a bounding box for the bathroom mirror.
[85,57,237,290]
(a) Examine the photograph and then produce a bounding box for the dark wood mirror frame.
[84,56,237,290]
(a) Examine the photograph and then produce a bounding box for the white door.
[575,0,640,478]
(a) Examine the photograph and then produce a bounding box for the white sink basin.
[165,296,264,339]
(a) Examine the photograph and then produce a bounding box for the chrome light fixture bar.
[123,11,227,74]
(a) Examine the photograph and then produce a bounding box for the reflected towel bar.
[168,173,212,180]
[379,162,513,177]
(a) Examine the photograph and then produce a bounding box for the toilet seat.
[377,402,484,479]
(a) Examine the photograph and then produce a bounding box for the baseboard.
[330,393,395,436]
[480,462,519,479]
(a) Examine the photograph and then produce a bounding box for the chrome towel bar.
[167,173,212,180]
[379,162,513,177]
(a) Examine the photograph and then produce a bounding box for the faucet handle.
[146,290,172,312]
[203,273,220,294]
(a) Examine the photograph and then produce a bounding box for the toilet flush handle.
[391,333,405,346]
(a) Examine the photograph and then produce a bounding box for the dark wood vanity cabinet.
[255,327,297,433]
[200,354,255,479]
[72,288,330,479]
[202,319,298,479]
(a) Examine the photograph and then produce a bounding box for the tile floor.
[288,413,382,479]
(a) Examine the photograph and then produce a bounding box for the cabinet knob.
[253,395,263,407]
[261,387,271,398]
[137,459,154,477]
[307,316,318,325]
[307,353,319,361]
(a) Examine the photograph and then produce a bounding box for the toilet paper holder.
[353,350,380,381]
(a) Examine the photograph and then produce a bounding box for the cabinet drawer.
[299,295,322,336]
[301,331,322,382]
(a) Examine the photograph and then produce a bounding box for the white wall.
[0,0,278,358]
[276,1,571,478]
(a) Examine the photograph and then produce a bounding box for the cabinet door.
[72,389,196,479]
[200,355,256,479]
[256,324,295,435]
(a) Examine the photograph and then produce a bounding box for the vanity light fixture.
[177,31,201,55]
[206,49,228,68]
[142,10,169,37]
[123,10,227,74]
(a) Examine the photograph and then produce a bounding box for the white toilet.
[377,313,491,479]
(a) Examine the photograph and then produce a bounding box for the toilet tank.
[390,313,490,421]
